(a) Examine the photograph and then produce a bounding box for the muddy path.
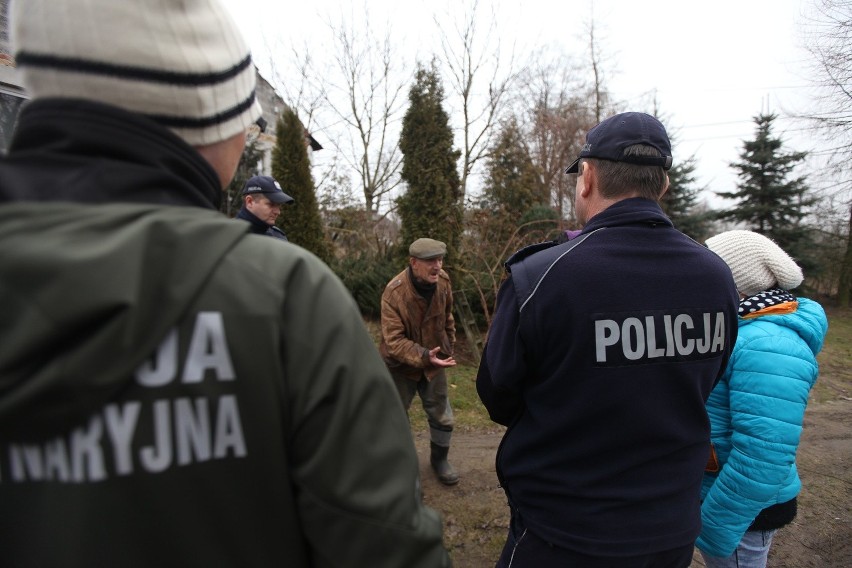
[413,395,852,567]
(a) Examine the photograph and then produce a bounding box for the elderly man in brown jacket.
[380,238,459,485]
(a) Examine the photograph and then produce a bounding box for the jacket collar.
[583,197,672,233]
[236,205,270,232]
[2,98,222,210]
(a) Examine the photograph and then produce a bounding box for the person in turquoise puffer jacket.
[699,230,829,568]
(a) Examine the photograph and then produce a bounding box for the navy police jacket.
[476,198,739,557]
[236,206,289,241]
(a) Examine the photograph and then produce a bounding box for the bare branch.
[433,0,520,199]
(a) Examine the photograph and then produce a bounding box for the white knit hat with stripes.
[706,230,804,296]
[11,0,262,147]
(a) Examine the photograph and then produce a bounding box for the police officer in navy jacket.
[476,112,740,568]
[236,175,294,241]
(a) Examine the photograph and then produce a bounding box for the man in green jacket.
[0,1,449,566]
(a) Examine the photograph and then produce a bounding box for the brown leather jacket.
[379,267,456,380]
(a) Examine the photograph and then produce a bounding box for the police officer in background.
[236,175,294,241]
[476,112,739,567]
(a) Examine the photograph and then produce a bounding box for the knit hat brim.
[706,230,803,296]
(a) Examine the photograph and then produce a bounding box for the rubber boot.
[430,442,459,486]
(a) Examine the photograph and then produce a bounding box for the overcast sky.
[222,0,818,207]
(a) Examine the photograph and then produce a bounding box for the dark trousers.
[496,511,694,568]
[391,369,454,446]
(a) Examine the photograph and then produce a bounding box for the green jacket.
[0,100,449,567]
[0,203,449,567]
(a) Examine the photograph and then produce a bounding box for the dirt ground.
[412,375,852,567]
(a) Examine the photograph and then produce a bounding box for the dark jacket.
[236,205,289,241]
[0,99,449,568]
[477,198,739,557]
[379,267,456,380]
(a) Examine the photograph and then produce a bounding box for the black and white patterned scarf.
[738,288,797,317]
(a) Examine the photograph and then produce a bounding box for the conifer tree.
[716,113,814,260]
[800,0,852,304]
[479,117,556,244]
[222,140,264,217]
[482,118,545,216]
[397,62,461,263]
[661,155,712,241]
[271,108,332,264]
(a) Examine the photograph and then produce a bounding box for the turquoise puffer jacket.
[696,297,828,557]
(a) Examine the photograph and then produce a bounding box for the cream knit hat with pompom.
[705,230,803,296]
[11,0,262,147]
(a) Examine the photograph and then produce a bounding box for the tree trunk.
[839,204,852,308]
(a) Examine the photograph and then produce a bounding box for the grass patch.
[408,362,494,432]
[812,305,852,403]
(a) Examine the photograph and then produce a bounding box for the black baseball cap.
[242,175,295,205]
[565,112,673,174]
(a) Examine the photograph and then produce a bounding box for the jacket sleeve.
[283,257,449,567]
[475,275,526,426]
[380,287,429,368]
[696,327,818,558]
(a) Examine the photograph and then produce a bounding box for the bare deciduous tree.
[516,53,599,228]
[802,0,852,153]
[273,5,408,216]
[325,11,408,214]
[261,46,342,196]
[433,0,518,200]
[799,0,852,305]
[587,21,605,123]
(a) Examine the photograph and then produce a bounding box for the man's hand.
[427,346,457,368]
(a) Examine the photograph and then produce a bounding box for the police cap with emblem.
[409,238,446,260]
[242,175,295,205]
[565,112,673,174]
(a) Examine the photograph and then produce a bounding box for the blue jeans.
[700,529,777,568]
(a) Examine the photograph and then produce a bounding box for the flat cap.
[409,238,446,260]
